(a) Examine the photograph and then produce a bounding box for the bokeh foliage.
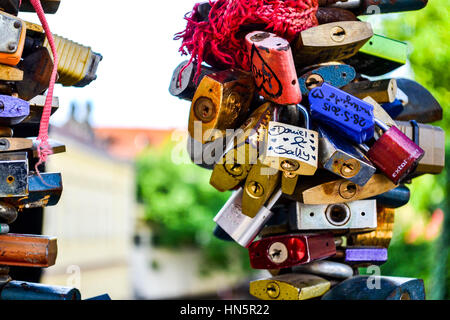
[136,141,253,276]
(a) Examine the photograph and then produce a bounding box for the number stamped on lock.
[309,83,375,144]
[265,121,318,166]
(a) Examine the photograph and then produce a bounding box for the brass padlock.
[395,120,445,176]
[242,160,280,218]
[0,63,22,81]
[351,206,395,248]
[210,102,274,192]
[188,69,254,144]
[289,173,397,205]
[293,21,373,69]
[250,273,331,300]
[341,79,397,104]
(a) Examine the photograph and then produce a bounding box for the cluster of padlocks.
[170,0,443,300]
[0,0,102,300]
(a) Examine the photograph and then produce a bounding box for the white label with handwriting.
[265,121,318,166]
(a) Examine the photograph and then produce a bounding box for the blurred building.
[39,102,253,300]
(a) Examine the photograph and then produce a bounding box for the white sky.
[18,1,410,130]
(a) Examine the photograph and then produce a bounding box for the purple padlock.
[341,247,388,266]
[0,95,30,126]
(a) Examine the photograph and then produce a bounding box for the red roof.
[94,127,175,160]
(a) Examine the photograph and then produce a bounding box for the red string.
[25,0,58,177]
[175,0,319,82]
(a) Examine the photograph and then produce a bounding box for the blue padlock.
[309,82,374,144]
[382,99,404,120]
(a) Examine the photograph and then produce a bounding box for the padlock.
[5,172,62,209]
[0,281,81,301]
[213,187,283,248]
[292,260,354,280]
[0,63,22,81]
[0,95,30,125]
[395,78,442,123]
[0,233,57,267]
[0,0,20,15]
[298,62,356,96]
[343,34,407,76]
[318,126,376,186]
[210,102,274,192]
[242,161,280,218]
[169,60,215,101]
[333,246,388,266]
[22,95,59,124]
[245,31,301,105]
[0,11,25,66]
[24,21,102,87]
[309,82,375,144]
[248,233,336,269]
[0,151,28,197]
[249,273,331,300]
[261,104,319,181]
[322,276,426,300]
[31,138,65,158]
[324,0,428,15]
[293,21,373,69]
[351,207,395,248]
[16,47,53,101]
[212,224,234,242]
[288,173,397,205]
[19,0,61,14]
[188,69,255,144]
[363,118,425,184]
[0,201,17,224]
[395,120,445,176]
[341,79,397,104]
[370,185,410,208]
[316,7,358,24]
[0,137,32,152]
[290,200,377,231]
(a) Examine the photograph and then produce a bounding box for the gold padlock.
[351,207,395,248]
[188,69,254,144]
[250,273,331,300]
[209,102,274,192]
[242,161,280,218]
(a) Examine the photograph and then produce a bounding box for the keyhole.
[0,101,4,113]
[305,74,324,90]
[331,26,346,42]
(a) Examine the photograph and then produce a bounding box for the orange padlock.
[245,31,301,105]
[0,11,26,66]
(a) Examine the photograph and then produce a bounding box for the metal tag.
[0,151,28,197]
[291,200,377,230]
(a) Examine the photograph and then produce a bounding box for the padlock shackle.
[374,118,390,132]
[295,104,311,130]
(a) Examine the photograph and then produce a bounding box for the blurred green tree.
[136,141,254,276]
[370,2,450,299]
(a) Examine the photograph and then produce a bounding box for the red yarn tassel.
[175,0,318,81]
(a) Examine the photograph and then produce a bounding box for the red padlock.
[245,31,302,105]
[248,233,336,270]
[366,119,425,184]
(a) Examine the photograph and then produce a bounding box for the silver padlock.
[290,200,377,231]
[213,187,282,248]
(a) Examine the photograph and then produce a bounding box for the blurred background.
[11,0,449,299]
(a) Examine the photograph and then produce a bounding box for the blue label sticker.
[309,83,375,144]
